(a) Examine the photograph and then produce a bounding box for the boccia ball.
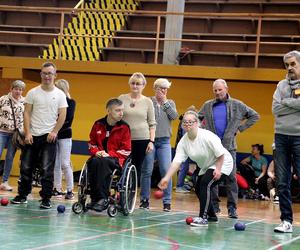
[57,204,66,213]
[234,222,246,231]
[186,217,193,225]
[154,190,164,199]
[0,198,9,206]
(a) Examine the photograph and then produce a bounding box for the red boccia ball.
[1,198,9,206]
[186,217,194,225]
[153,190,164,199]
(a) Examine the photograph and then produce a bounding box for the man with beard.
[198,79,260,219]
[272,50,300,233]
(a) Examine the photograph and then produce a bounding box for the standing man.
[272,50,300,233]
[11,62,67,209]
[198,79,259,219]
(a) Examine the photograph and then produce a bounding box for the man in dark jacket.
[87,98,131,212]
[199,79,260,219]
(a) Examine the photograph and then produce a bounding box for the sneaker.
[92,199,108,212]
[175,187,190,193]
[52,188,64,198]
[274,221,293,233]
[0,181,13,191]
[228,207,238,219]
[190,217,208,227]
[270,188,276,201]
[139,199,149,209]
[11,195,27,204]
[163,203,171,212]
[40,199,52,209]
[273,196,279,204]
[65,191,74,200]
[207,216,219,223]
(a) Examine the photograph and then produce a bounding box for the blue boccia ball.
[234,222,246,231]
[57,204,66,213]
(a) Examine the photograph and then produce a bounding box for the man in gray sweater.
[199,79,260,219]
[272,50,300,233]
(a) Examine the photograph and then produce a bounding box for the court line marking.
[267,235,300,250]
[224,218,266,230]
[115,231,202,250]
[26,219,184,250]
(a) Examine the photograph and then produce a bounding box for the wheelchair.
[72,157,138,217]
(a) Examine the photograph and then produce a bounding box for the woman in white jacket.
[0,80,25,191]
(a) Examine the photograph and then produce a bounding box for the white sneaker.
[0,182,13,191]
[274,221,293,233]
[270,188,275,201]
[273,196,279,204]
[190,217,208,227]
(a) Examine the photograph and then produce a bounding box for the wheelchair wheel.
[72,162,89,214]
[72,202,84,214]
[120,164,137,215]
[107,204,118,217]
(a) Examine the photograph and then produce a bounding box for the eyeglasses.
[130,82,143,86]
[41,72,55,77]
[182,120,197,126]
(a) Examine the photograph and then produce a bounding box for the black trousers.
[18,134,57,199]
[87,156,120,202]
[195,169,225,218]
[239,166,269,196]
[131,140,149,186]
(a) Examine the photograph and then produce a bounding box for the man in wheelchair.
[86,98,131,212]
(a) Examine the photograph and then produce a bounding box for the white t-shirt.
[25,85,68,136]
[173,128,233,176]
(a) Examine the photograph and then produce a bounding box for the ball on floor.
[0,198,9,206]
[234,222,246,231]
[153,190,163,199]
[57,204,66,213]
[186,217,193,225]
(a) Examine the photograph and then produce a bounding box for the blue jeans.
[176,158,190,188]
[0,131,17,182]
[275,133,300,224]
[140,137,172,204]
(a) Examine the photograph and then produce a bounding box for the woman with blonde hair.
[53,79,76,199]
[0,80,26,191]
[119,72,156,196]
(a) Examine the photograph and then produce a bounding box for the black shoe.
[92,199,108,212]
[52,189,64,198]
[207,216,219,223]
[40,199,52,209]
[86,201,97,210]
[228,207,238,219]
[11,195,27,204]
[163,203,171,212]
[139,199,149,209]
[65,191,74,200]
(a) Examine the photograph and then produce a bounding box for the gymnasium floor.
[1,185,300,250]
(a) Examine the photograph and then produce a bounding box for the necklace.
[129,95,140,108]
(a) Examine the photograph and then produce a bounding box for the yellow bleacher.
[41,0,137,61]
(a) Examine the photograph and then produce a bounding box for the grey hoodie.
[272,77,300,136]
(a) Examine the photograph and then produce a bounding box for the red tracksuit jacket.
[88,117,131,167]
